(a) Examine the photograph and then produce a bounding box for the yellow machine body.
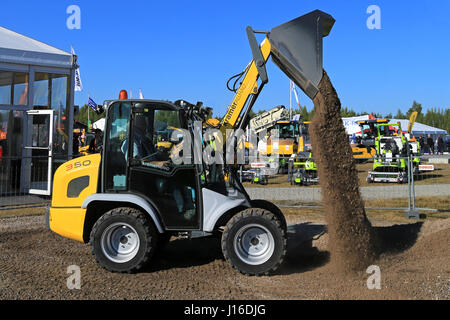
[351,119,389,160]
[48,153,101,242]
[351,145,377,159]
[221,39,271,131]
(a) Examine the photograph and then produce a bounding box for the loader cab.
[375,123,406,156]
[102,100,202,229]
[273,121,298,139]
[357,119,388,146]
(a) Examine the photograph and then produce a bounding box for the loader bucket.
[268,10,335,100]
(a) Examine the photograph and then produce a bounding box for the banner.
[71,46,83,92]
[407,111,418,133]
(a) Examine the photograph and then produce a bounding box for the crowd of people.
[72,128,103,156]
[417,134,446,155]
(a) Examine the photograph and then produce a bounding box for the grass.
[242,163,450,188]
[0,205,47,219]
[273,196,450,225]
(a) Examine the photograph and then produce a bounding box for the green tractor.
[367,123,418,183]
[288,152,318,186]
[251,168,268,185]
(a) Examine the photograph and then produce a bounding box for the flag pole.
[88,93,90,131]
[289,81,292,121]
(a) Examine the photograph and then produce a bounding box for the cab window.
[104,102,131,191]
[129,107,183,169]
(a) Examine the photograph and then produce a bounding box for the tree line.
[248,101,449,133]
[75,100,449,134]
[74,104,105,127]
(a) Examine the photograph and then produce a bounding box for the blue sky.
[1,0,449,117]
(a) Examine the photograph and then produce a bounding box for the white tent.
[0,27,74,68]
[341,115,447,137]
[389,119,447,136]
[342,115,370,135]
[92,118,105,131]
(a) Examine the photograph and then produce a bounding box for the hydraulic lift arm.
[221,35,271,133]
[220,10,335,136]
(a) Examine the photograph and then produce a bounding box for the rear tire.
[221,208,286,276]
[89,207,158,273]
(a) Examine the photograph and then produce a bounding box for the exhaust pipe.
[268,10,335,100]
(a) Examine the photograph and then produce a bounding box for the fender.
[81,193,164,233]
[202,188,251,232]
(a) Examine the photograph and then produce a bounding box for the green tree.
[341,107,357,117]
[301,105,309,120]
[389,101,449,133]
[406,100,424,123]
[74,104,105,129]
[394,109,405,119]
[155,110,180,127]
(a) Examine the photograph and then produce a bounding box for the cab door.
[102,101,202,230]
[127,106,201,230]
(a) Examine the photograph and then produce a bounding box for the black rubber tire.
[89,207,158,273]
[221,208,286,276]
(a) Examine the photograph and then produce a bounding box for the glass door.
[25,110,54,195]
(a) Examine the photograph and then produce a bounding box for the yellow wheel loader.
[47,10,335,275]
[250,106,312,173]
[352,119,389,162]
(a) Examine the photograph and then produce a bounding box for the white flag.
[129,89,133,99]
[139,88,144,99]
[291,80,301,108]
[71,46,83,92]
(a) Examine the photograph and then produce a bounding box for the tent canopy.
[342,115,370,135]
[389,118,447,136]
[0,26,73,68]
[342,115,447,136]
[92,118,105,131]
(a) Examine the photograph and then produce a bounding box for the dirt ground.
[0,209,448,300]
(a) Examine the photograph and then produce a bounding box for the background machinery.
[249,105,289,134]
[367,122,418,183]
[47,10,335,275]
[351,119,389,162]
[287,151,318,185]
[250,106,312,173]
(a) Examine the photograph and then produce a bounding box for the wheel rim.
[101,222,140,263]
[233,223,275,265]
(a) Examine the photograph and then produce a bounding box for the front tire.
[89,207,158,273]
[221,208,286,276]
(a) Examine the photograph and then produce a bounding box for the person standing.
[418,136,425,154]
[72,132,80,156]
[437,135,444,155]
[89,129,103,153]
[427,135,434,154]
